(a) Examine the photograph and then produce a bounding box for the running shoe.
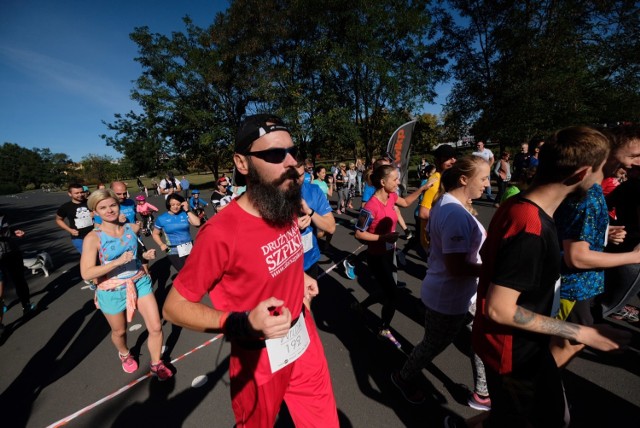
[379,329,402,349]
[467,392,491,411]
[119,351,138,373]
[22,303,36,315]
[150,361,174,381]
[344,259,356,280]
[391,370,425,404]
[611,305,639,322]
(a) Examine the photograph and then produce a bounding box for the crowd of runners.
[1,115,639,427]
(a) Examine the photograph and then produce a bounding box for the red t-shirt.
[173,200,305,385]
[364,192,398,255]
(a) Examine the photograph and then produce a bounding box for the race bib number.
[104,258,138,279]
[176,242,193,257]
[301,232,313,253]
[265,312,310,373]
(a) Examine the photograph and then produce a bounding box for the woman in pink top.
[353,164,434,348]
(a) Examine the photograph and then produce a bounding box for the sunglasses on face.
[246,146,298,164]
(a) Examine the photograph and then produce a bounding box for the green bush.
[0,183,22,195]
[25,183,36,191]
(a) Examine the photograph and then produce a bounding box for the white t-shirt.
[421,193,486,315]
[159,178,181,199]
[472,148,493,163]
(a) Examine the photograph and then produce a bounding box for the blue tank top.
[96,223,140,279]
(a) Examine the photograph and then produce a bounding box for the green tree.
[103,1,446,172]
[81,154,117,184]
[437,0,640,143]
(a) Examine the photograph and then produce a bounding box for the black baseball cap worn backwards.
[235,114,290,154]
[233,114,291,186]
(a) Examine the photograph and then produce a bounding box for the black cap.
[235,114,290,155]
[234,114,290,186]
[433,144,456,160]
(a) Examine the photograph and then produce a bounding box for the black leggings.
[360,250,397,329]
[0,250,31,308]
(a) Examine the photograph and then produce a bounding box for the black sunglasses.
[246,146,298,164]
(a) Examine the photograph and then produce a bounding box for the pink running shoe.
[150,361,174,381]
[119,351,138,373]
[379,328,402,349]
[467,392,491,411]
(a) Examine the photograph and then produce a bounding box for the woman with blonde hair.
[392,156,491,411]
[81,189,173,380]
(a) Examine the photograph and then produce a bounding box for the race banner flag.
[386,120,417,193]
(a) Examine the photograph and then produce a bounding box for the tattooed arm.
[485,283,630,352]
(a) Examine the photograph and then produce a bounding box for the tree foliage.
[101,0,638,171]
[102,0,446,173]
[0,143,72,192]
[436,0,640,144]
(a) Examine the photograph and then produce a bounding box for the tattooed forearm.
[513,306,535,325]
[513,306,581,340]
[538,317,580,340]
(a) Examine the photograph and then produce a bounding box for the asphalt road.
[0,189,639,428]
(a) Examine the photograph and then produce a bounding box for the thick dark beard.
[246,159,302,228]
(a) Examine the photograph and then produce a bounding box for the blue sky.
[1,0,447,162]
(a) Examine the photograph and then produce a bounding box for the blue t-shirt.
[303,172,313,184]
[362,183,375,203]
[154,211,193,247]
[94,199,137,225]
[301,181,333,270]
[555,183,608,301]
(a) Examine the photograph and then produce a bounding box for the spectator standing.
[346,162,358,209]
[0,213,36,316]
[471,141,495,201]
[303,158,314,184]
[159,172,182,199]
[210,177,234,214]
[180,175,190,199]
[492,151,511,207]
[469,126,630,428]
[312,166,333,199]
[356,158,365,195]
[528,140,544,168]
[335,163,348,214]
[163,113,339,427]
[55,183,94,254]
[512,142,530,182]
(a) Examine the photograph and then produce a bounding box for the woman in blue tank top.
[80,189,173,381]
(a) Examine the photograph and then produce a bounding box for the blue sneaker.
[343,259,356,280]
